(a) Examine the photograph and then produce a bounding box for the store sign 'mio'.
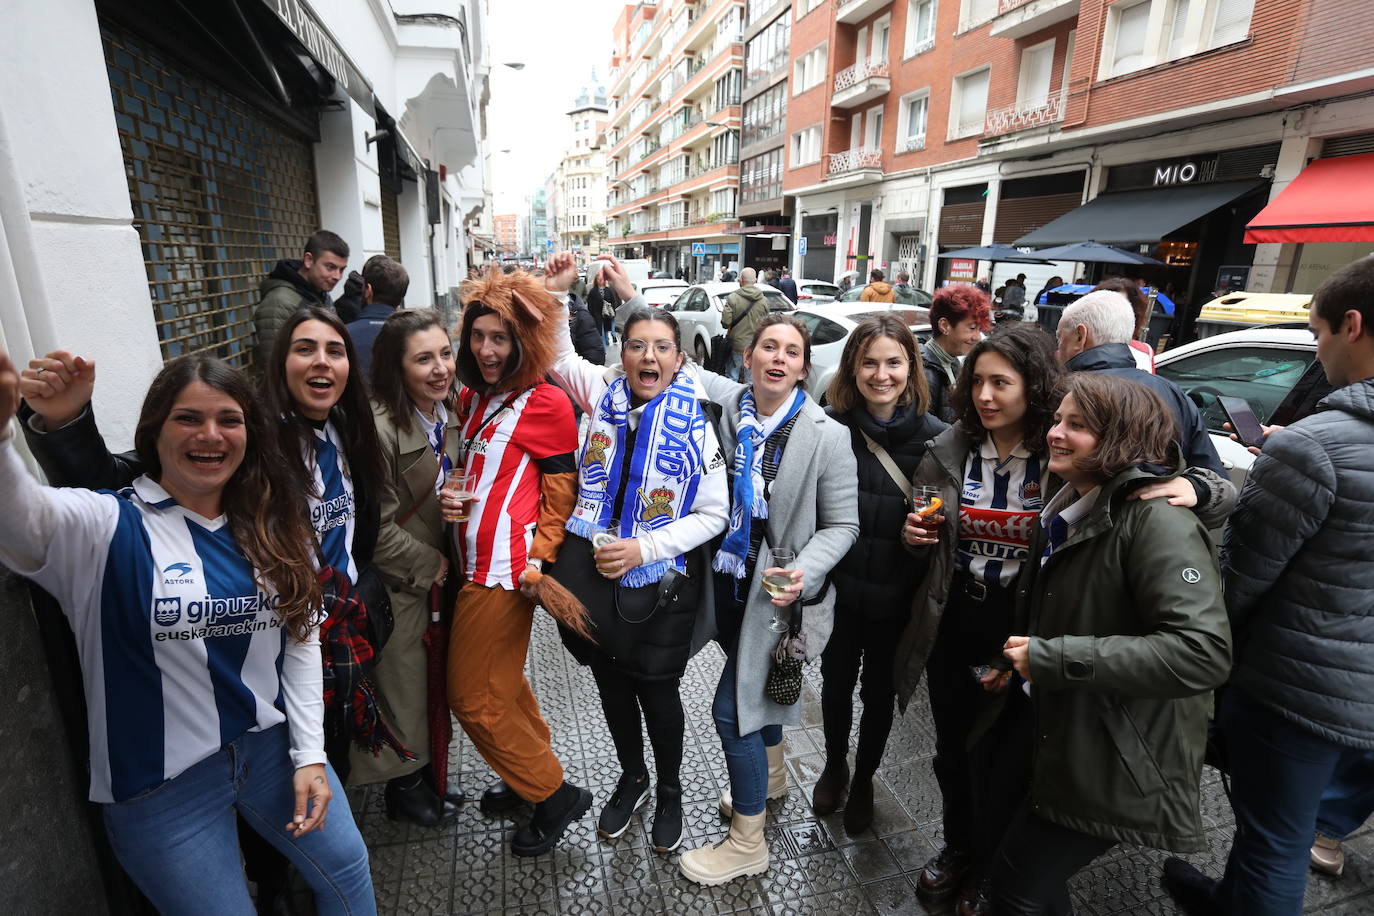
[1154,157,1221,186]
[264,0,375,109]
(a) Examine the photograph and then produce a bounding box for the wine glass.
[762,548,796,633]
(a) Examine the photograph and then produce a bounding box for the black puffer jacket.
[568,293,605,366]
[828,405,947,620]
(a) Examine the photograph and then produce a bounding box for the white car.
[1155,326,1329,487]
[663,282,794,365]
[794,279,841,303]
[791,303,932,402]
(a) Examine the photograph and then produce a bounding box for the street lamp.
[501,62,526,70]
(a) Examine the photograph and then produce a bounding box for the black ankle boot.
[422,763,466,817]
[480,778,525,815]
[511,780,593,857]
[650,784,683,853]
[384,773,452,827]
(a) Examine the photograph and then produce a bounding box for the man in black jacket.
[1055,289,1229,502]
[345,255,409,386]
[567,292,605,366]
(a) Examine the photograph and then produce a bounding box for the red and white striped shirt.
[455,384,577,589]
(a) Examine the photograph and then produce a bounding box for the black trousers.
[925,577,1032,868]
[590,660,685,788]
[819,611,905,776]
[989,802,1116,915]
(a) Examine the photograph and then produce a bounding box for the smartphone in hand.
[1218,396,1266,449]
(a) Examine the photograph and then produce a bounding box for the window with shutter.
[954,69,990,137]
[1018,41,1055,109]
[1210,0,1254,46]
[1111,1,1151,76]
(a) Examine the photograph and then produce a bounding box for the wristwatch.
[526,558,544,573]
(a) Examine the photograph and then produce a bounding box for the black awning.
[1013,180,1266,247]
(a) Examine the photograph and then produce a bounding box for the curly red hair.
[929,284,993,334]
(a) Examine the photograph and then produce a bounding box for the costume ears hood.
[455,267,561,393]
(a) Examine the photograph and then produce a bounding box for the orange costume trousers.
[447,580,564,803]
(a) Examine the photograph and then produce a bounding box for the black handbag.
[354,565,394,651]
[765,606,807,706]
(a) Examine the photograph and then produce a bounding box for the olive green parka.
[1018,465,1231,852]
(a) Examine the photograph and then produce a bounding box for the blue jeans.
[724,350,746,382]
[103,724,375,916]
[712,643,782,816]
[1213,686,1366,916]
[1316,748,1374,839]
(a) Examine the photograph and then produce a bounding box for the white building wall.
[2,0,163,448]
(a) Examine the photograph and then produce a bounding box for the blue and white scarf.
[713,387,806,579]
[567,371,709,587]
[417,402,453,495]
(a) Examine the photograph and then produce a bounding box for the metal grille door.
[102,27,319,369]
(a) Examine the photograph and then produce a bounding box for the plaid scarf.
[317,565,415,762]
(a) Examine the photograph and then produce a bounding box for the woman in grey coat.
[678,312,860,886]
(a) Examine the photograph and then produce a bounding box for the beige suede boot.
[678,811,770,886]
[718,743,789,818]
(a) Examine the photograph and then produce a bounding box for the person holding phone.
[994,372,1231,914]
[0,349,375,914]
[543,253,729,853]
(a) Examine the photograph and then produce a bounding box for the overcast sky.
[487,0,627,216]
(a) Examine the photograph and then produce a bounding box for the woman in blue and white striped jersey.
[0,350,375,915]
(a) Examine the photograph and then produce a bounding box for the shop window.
[102,26,319,370]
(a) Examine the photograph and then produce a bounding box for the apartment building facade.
[555,79,611,256]
[606,0,746,280]
[784,0,1374,321]
[736,0,796,273]
[494,213,521,254]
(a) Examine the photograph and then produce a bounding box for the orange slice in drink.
[917,496,943,517]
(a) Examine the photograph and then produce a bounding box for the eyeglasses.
[622,340,678,356]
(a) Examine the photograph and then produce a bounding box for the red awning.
[1246,152,1374,244]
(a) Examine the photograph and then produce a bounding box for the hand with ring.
[593,537,642,580]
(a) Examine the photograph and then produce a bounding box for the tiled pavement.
[343,614,1374,915]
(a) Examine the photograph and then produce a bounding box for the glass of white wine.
[762,548,796,633]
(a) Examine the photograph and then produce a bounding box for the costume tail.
[522,570,596,642]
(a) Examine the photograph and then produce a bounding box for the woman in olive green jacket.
[350,309,467,825]
[993,373,1231,914]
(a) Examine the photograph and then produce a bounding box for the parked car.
[611,279,690,333]
[791,303,932,402]
[663,282,794,365]
[794,279,841,303]
[837,284,933,306]
[1155,325,1330,487]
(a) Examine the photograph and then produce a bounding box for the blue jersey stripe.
[102,498,164,801]
[187,520,262,747]
[312,428,357,581]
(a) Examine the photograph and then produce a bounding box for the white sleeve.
[688,362,747,405]
[281,623,326,769]
[0,421,118,612]
[636,433,730,565]
[550,301,611,414]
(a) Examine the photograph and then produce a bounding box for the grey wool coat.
[696,369,860,735]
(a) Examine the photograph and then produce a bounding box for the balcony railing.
[834,60,890,93]
[897,134,926,154]
[983,92,1066,136]
[998,0,1034,11]
[827,146,883,176]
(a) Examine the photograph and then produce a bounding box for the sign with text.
[798,237,807,257]
[947,258,977,281]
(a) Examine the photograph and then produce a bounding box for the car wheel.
[695,339,708,364]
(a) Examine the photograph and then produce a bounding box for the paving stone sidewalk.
[345,614,1374,915]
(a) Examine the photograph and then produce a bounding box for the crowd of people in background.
[1,235,1372,916]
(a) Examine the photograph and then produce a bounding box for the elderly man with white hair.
[1056,289,1234,511]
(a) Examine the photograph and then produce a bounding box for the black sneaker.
[511,781,593,857]
[597,772,650,840]
[650,784,683,853]
[1161,858,1224,916]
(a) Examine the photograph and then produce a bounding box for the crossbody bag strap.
[724,295,761,331]
[859,429,913,510]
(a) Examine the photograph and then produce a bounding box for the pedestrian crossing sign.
[692,242,706,256]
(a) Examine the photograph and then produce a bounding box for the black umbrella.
[1030,240,1165,266]
[936,244,1055,265]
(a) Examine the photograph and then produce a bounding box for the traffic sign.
[691,242,706,256]
[798,237,807,257]
[545,239,555,252]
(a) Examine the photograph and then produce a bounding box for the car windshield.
[763,291,794,310]
[1157,345,1316,427]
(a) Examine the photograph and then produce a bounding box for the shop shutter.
[938,202,986,246]
[1322,132,1374,158]
[103,26,320,370]
[993,193,1083,243]
[381,188,402,260]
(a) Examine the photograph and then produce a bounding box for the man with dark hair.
[346,255,411,385]
[1164,255,1374,916]
[860,268,895,302]
[776,266,798,304]
[252,229,350,369]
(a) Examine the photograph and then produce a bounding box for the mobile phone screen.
[1218,396,1266,448]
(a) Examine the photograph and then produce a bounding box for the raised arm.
[18,351,142,489]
